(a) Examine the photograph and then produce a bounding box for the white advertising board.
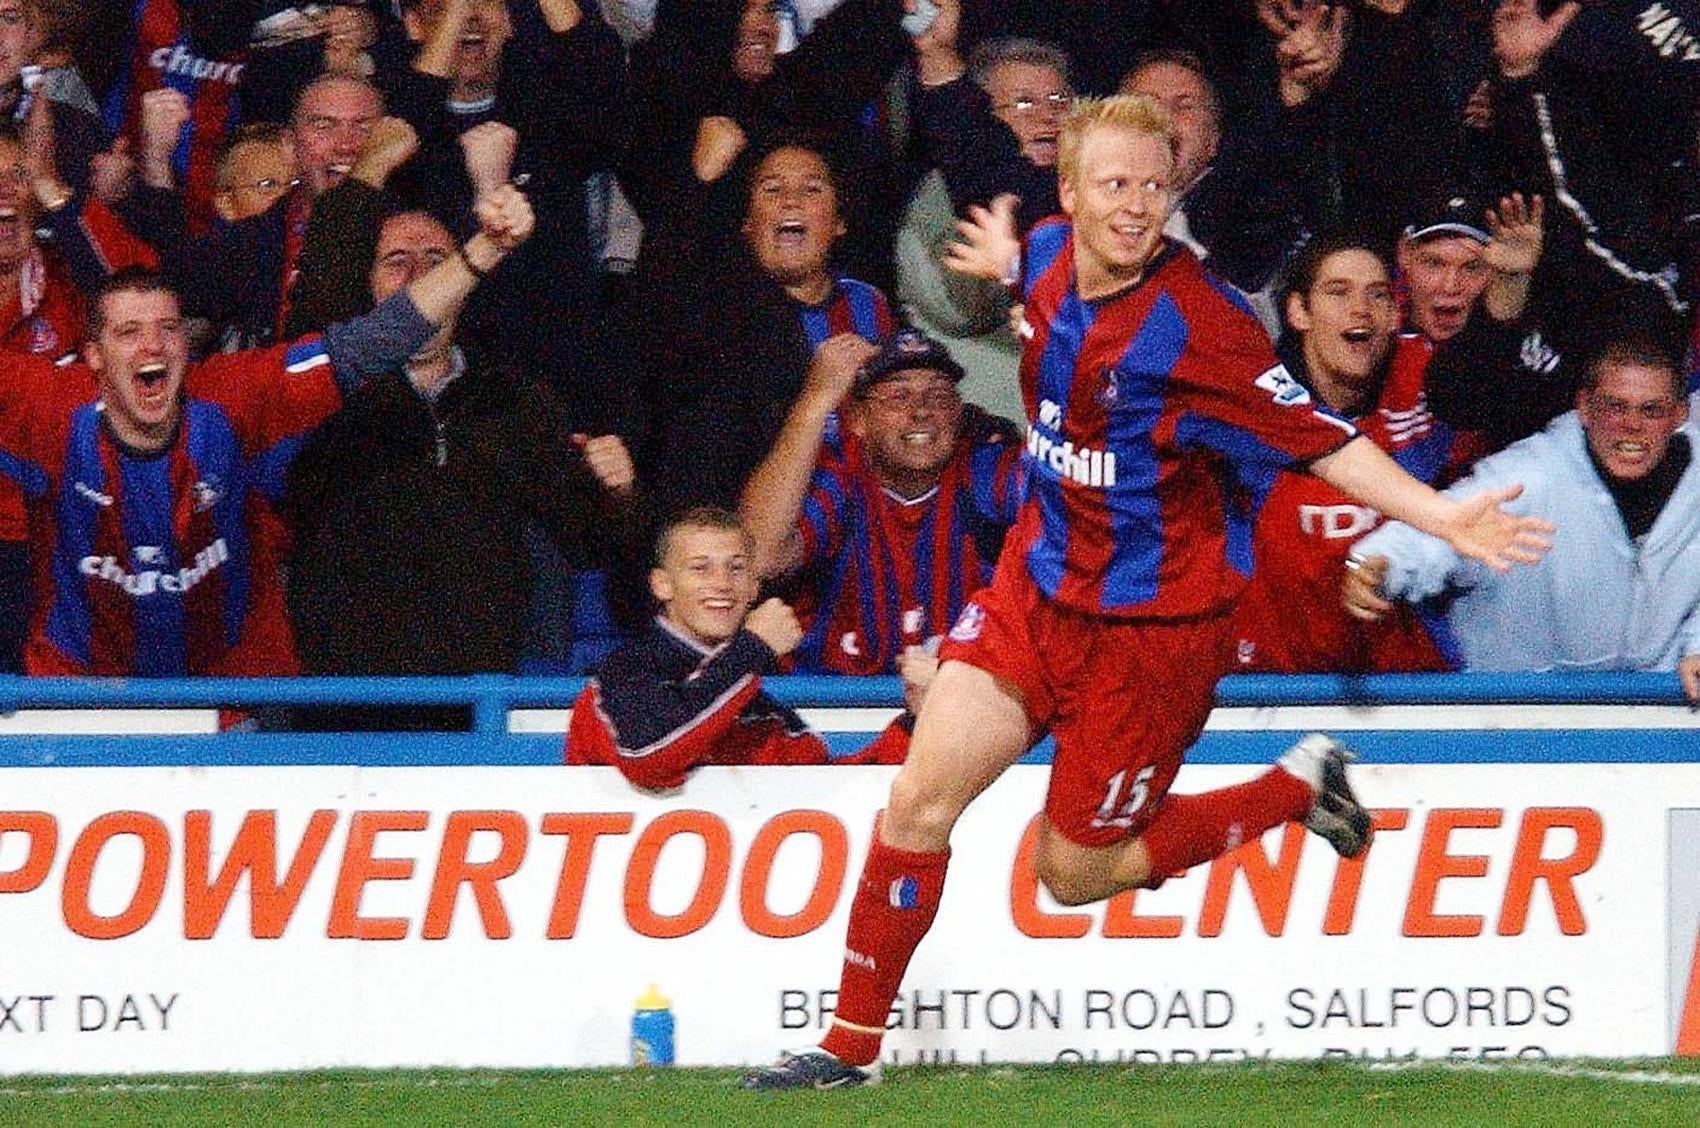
[0,760,1693,1073]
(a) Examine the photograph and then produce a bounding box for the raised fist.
[573,433,636,497]
[745,597,803,658]
[322,4,378,75]
[691,116,746,185]
[89,139,138,205]
[803,333,877,407]
[351,116,419,188]
[473,182,535,251]
[140,89,191,178]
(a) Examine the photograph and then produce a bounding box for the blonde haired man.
[743,96,1553,1089]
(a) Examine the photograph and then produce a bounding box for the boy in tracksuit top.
[567,507,911,792]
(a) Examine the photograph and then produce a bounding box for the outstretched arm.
[1310,435,1552,572]
[412,183,533,323]
[323,185,534,387]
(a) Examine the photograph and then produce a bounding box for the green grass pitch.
[4,1061,1700,1126]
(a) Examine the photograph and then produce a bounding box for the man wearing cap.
[1397,190,1494,345]
[1417,188,1642,453]
[740,327,1025,676]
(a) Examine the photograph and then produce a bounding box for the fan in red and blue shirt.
[795,276,894,351]
[1232,237,1467,673]
[0,262,457,677]
[757,331,1025,675]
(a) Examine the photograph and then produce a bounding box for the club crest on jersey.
[25,316,57,356]
[1095,366,1120,409]
[948,602,985,643]
[1254,363,1311,406]
[191,478,225,513]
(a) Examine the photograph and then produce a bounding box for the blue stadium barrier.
[0,672,1691,769]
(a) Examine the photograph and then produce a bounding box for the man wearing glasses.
[894,22,1070,423]
[210,123,300,225]
[740,328,1024,677]
[1345,336,1700,701]
[910,1,1073,234]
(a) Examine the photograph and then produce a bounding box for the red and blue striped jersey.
[794,277,896,350]
[1013,223,1359,620]
[0,253,88,545]
[793,408,1026,674]
[0,340,343,676]
[103,0,246,234]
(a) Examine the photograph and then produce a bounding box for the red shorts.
[938,557,1231,849]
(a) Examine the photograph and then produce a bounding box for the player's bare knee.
[1031,833,1102,905]
[882,771,962,850]
[1033,853,1102,906]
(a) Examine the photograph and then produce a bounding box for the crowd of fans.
[2,0,1698,756]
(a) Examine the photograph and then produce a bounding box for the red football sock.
[819,817,949,1067]
[1140,766,1312,878]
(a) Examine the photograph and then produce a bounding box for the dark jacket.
[622,0,910,274]
[383,13,630,407]
[1476,52,1692,329]
[1424,277,1678,451]
[1275,8,1459,256]
[566,618,910,790]
[634,224,821,516]
[281,351,648,676]
[1425,307,1575,453]
[912,75,1057,237]
[116,183,293,352]
[283,179,397,340]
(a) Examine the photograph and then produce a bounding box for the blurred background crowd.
[4,0,1698,704]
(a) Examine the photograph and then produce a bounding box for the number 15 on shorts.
[1092,765,1156,830]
